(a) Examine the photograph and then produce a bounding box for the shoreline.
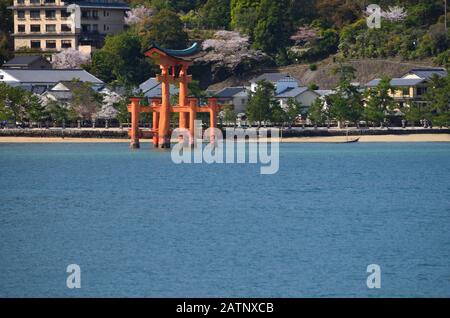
[1,134,449,143]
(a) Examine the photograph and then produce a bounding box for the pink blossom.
[51,49,91,69]
[382,6,408,22]
[124,5,154,25]
[198,31,267,71]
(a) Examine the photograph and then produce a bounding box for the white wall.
[278,91,320,108]
[0,70,20,84]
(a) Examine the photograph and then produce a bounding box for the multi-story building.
[9,0,129,52]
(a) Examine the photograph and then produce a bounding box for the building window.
[61,10,71,19]
[30,24,41,32]
[30,10,41,20]
[17,0,25,4]
[61,40,72,48]
[44,0,56,3]
[61,24,71,32]
[18,25,25,33]
[17,10,25,19]
[402,88,409,96]
[46,40,56,49]
[45,10,56,19]
[46,24,56,33]
[30,40,41,49]
[92,10,99,19]
[92,24,98,32]
[81,10,90,19]
[81,24,91,32]
[416,87,427,96]
[30,0,41,4]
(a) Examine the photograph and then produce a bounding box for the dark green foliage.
[140,9,189,49]
[90,32,153,86]
[253,0,294,55]
[200,0,231,29]
[364,77,394,126]
[245,80,276,126]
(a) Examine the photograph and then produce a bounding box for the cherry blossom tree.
[52,49,91,69]
[124,5,154,26]
[290,26,319,45]
[381,6,408,22]
[197,31,267,73]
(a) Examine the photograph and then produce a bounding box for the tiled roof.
[276,87,309,98]
[67,1,129,9]
[215,87,246,98]
[403,68,448,79]
[366,78,425,87]
[138,77,178,98]
[1,69,103,84]
[2,55,47,67]
[250,73,297,84]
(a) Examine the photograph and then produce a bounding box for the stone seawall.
[280,128,450,137]
[0,129,129,139]
[0,128,449,139]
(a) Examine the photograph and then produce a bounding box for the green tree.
[90,32,153,86]
[141,9,189,49]
[221,104,237,126]
[0,83,28,124]
[89,32,153,86]
[328,63,363,127]
[284,97,303,128]
[246,80,275,127]
[0,0,13,63]
[200,0,230,29]
[230,0,260,35]
[26,94,47,126]
[46,100,70,126]
[69,81,103,121]
[424,73,450,127]
[308,98,326,126]
[253,0,293,55]
[270,103,287,126]
[364,77,394,127]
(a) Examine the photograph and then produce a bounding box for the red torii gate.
[128,43,221,149]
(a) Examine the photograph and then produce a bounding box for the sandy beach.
[0,134,449,143]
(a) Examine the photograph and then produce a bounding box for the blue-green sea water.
[0,142,449,297]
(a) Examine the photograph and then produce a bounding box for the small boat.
[344,137,360,143]
[341,130,360,143]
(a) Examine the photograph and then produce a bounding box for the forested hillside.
[1,0,450,88]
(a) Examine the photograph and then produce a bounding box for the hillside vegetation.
[209,57,436,90]
[1,0,450,88]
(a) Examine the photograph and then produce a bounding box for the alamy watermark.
[366,264,381,289]
[366,5,408,29]
[66,264,81,289]
[170,120,279,175]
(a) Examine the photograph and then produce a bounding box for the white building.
[214,87,249,113]
[0,68,103,93]
[250,73,299,94]
[276,86,320,109]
